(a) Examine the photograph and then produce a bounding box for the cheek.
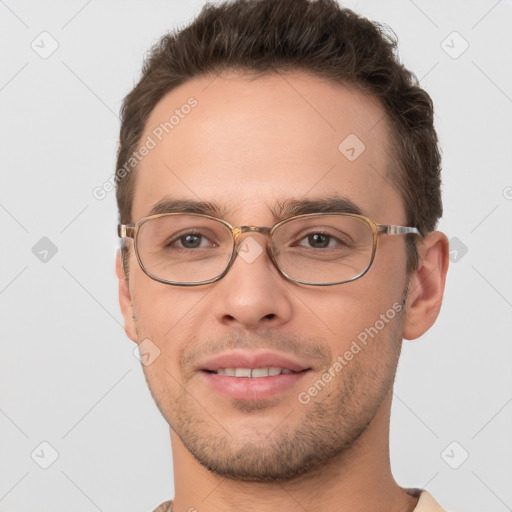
[130,277,207,370]
[130,267,200,334]
[305,261,407,356]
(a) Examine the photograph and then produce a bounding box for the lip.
[198,351,312,401]
[198,351,310,373]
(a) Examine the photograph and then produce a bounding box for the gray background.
[1,1,511,511]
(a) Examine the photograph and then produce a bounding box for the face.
[119,71,418,481]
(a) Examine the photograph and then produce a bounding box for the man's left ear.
[402,231,449,340]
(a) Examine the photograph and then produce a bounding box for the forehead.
[131,70,404,224]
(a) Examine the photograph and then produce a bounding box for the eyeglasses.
[118,213,420,286]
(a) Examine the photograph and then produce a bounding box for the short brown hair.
[115,0,442,272]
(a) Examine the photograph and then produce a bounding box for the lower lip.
[200,371,310,400]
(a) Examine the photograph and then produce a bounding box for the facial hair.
[139,294,407,482]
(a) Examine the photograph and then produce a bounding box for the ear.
[116,250,138,344]
[402,231,449,340]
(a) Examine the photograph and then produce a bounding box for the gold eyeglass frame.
[118,212,421,287]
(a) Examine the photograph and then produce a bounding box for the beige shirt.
[152,489,448,512]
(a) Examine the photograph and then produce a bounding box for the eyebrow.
[149,198,229,218]
[147,195,364,222]
[271,196,364,219]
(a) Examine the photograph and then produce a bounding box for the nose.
[211,234,293,330]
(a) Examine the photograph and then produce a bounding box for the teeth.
[214,367,296,377]
[251,368,269,378]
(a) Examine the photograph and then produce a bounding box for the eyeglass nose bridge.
[233,225,272,238]
[231,225,273,253]
[226,225,279,274]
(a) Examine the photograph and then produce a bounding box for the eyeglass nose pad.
[230,226,276,268]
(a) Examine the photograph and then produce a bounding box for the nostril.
[263,313,276,320]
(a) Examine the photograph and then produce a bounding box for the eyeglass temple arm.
[118,224,136,239]
[377,225,422,236]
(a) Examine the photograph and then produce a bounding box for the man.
[115,1,450,510]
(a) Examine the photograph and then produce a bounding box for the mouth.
[204,367,303,377]
[198,352,312,401]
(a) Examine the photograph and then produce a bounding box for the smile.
[208,367,298,377]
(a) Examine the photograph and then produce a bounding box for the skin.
[116,70,449,512]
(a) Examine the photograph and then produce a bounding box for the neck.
[169,391,419,512]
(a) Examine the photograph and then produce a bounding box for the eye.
[167,231,217,250]
[298,231,347,249]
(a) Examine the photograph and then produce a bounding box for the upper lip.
[198,351,311,372]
